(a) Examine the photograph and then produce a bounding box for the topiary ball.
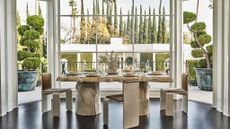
[17,50,32,61]
[26,15,44,28]
[18,25,30,36]
[197,59,207,68]
[191,22,206,32]
[24,30,40,40]
[22,57,41,70]
[191,49,203,58]
[190,41,200,48]
[197,31,207,37]
[198,34,212,45]
[183,11,197,24]
[206,45,213,56]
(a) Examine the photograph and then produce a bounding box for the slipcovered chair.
[160,73,189,116]
[41,73,72,117]
[103,79,139,129]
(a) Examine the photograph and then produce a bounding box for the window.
[59,0,172,82]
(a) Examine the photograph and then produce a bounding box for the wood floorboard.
[0,99,230,129]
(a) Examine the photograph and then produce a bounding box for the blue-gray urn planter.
[195,68,212,91]
[18,70,37,91]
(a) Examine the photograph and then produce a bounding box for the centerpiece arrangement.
[98,51,119,75]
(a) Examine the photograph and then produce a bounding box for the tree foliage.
[184,11,212,68]
[18,15,44,70]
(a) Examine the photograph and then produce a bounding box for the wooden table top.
[56,74,173,83]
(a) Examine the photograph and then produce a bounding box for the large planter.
[18,70,38,91]
[195,68,212,91]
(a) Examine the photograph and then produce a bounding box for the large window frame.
[58,0,174,74]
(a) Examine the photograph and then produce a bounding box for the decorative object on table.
[17,15,44,91]
[184,11,213,91]
[99,51,119,75]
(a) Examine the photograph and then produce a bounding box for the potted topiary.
[184,11,213,91]
[17,15,44,91]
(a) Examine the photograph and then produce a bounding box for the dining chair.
[103,79,139,129]
[160,73,189,116]
[41,73,72,117]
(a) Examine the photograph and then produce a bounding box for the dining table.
[56,73,173,116]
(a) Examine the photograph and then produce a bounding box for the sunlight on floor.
[189,86,212,104]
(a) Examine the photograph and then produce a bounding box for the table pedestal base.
[139,82,150,116]
[76,82,101,116]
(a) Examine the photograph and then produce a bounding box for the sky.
[183,0,213,35]
[17,0,213,36]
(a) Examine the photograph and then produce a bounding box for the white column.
[173,0,183,89]
[0,0,17,116]
[213,0,224,111]
[222,0,230,116]
[47,0,60,88]
[213,0,230,116]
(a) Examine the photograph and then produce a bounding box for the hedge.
[61,54,78,72]
[155,53,170,71]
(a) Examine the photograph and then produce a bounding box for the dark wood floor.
[0,99,230,129]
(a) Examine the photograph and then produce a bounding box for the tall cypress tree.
[123,22,127,37]
[80,0,86,44]
[93,0,96,23]
[139,5,143,44]
[102,1,105,15]
[106,2,109,25]
[119,8,123,36]
[162,6,167,43]
[96,0,100,15]
[106,2,113,34]
[157,0,162,43]
[101,1,105,22]
[143,11,148,44]
[152,8,157,43]
[87,9,91,44]
[148,6,152,43]
[38,3,42,16]
[114,0,118,36]
[26,2,30,17]
[134,7,138,44]
[127,10,131,36]
[130,0,134,44]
